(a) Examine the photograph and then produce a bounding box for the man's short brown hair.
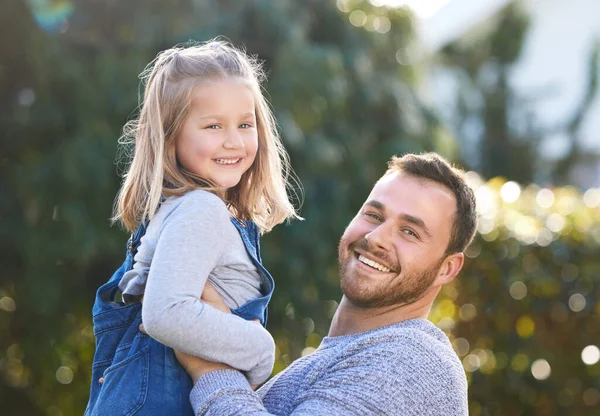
[386,153,477,255]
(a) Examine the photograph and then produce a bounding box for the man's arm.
[181,339,468,416]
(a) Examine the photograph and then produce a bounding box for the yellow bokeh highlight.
[479,351,497,375]
[516,315,535,338]
[438,299,457,318]
[511,353,530,372]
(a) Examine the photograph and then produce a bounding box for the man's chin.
[341,280,383,308]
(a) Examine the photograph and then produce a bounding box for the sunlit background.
[2,0,600,415]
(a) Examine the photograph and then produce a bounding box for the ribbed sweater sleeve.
[189,320,468,415]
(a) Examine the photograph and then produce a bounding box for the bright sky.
[378,0,453,19]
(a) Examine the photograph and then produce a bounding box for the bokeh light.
[511,353,529,372]
[583,388,600,406]
[581,345,600,365]
[475,185,498,219]
[536,189,555,208]
[26,0,74,33]
[463,354,481,372]
[0,296,17,312]
[583,189,600,208]
[55,366,73,384]
[561,264,578,282]
[546,213,566,232]
[568,294,586,312]
[500,181,521,203]
[349,10,368,27]
[458,303,477,321]
[531,359,551,380]
[509,282,527,300]
[452,338,470,357]
[516,316,535,338]
[301,347,316,357]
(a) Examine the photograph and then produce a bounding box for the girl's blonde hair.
[112,39,301,233]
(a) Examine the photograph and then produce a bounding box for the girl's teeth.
[215,158,240,165]
[358,255,391,272]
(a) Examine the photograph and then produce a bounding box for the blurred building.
[411,0,600,188]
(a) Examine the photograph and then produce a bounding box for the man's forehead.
[367,172,457,216]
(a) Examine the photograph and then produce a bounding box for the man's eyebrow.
[364,200,432,238]
[364,200,384,210]
[399,213,432,238]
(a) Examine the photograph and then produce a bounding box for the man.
[175,153,477,415]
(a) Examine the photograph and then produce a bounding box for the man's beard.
[338,237,443,308]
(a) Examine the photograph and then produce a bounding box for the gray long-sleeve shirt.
[118,189,275,385]
[189,318,468,415]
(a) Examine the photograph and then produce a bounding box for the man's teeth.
[215,158,240,165]
[358,255,391,272]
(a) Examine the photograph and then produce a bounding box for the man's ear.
[434,252,464,286]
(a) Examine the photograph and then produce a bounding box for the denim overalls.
[85,218,273,416]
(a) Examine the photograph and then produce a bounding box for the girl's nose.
[223,129,245,149]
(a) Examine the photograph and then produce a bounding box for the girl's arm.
[141,190,275,385]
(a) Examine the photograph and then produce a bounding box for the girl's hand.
[139,282,260,388]
[173,350,233,384]
[138,322,234,384]
[201,281,230,313]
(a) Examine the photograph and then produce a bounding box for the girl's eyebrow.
[197,112,256,120]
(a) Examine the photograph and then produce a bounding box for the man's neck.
[328,287,440,337]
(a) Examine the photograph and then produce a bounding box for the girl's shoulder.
[172,189,227,207]
[158,189,230,223]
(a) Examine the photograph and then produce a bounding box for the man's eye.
[402,229,418,238]
[365,212,382,221]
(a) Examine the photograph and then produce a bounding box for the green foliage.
[438,2,600,186]
[2,1,599,415]
[1,0,431,414]
[430,177,600,415]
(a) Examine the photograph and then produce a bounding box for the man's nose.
[365,223,393,251]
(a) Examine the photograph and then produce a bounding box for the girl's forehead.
[189,79,256,113]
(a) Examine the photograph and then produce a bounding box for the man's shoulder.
[337,320,467,411]
[340,319,465,378]
[309,320,467,414]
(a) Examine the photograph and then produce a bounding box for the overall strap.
[128,219,150,257]
[128,196,165,256]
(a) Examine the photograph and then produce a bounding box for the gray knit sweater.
[190,318,468,415]
[118,190,275,385]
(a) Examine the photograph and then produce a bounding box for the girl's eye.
[206,124,220,129]
[239,123,253,129]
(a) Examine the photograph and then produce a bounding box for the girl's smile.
[176,79,259,190]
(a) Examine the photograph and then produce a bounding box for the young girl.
[86,40,299,416]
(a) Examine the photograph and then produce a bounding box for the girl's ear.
[434,252,464,286]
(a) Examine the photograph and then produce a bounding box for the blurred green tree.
[437,2,600,186]
[1,0,433,414]
[432,177,600,416]
[3,1,599,415]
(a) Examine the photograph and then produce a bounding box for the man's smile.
[352,250,398,275]
[357,254,391,272]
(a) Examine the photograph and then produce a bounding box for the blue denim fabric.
[85,218,273,416]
